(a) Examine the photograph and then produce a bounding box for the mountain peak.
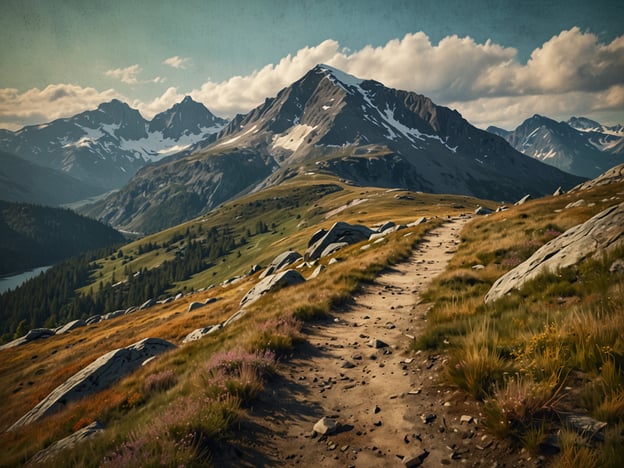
[97,99,132,112]
[181,95,196,105]
[312,64,365,88]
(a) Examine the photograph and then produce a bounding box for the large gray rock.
[260,250,303,279]
[8,338,176,431]
[305,222,374,260]
[485,203,624,303]
[320,242,349,258]
[240,269,305,307]
[0,328,56,350]
[28,421,105,464]
[56,320,86,335]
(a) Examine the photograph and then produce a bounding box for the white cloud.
[163,56,192,69]
[0,84,126,130]
[105,64,143,84]
[105,64,166,85]
[1,28,623,131]
[180,28,623,128]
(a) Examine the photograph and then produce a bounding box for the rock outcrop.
[8,338,176,431]
[305,222,374,260]
[485,202,624,303]
[260,250,302,279]
[28,421,105,464]
[182,326,219,343]
[0,328,56,350]
[240,269,305,307]
[56,319,86,335]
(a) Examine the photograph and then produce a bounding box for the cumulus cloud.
[105,64,166,85]
[163,56,192,69]
[1,28,622,130]
[182,28,623,128]
[0,84,126,130]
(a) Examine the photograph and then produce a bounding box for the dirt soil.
[219,218,540,467]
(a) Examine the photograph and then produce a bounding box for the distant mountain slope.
[488,115,623,178]
[90,65,583,233]
[0,201,125,274]
[0,97,227,192]
[0,151,103,205]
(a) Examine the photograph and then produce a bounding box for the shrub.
[143,369,178,395]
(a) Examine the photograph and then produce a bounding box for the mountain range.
[488,115,624,178]
[0,97,227,195]
[80,65,584,233]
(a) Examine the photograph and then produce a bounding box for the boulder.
[320,242,349,258]
[475,206,493,216]
[28,421,105,465]
[308,264,325,280]
[85,315,101,325]
[56,320,86,335]
[514,194,531,206]
[260,250,302,279]
[188,301,205,312]
[139,298,156,310]
[124,306,137,314]
[377,221,396,233]
[485,203,624,303]
[240,269,305,307]
[222,309,247,327]
[305,222,374,260]
[407,217,427,227]
[8,338,176,431]
[174,293,184,301]
[0,328,56,350]
[182,326,218,343]
[248,264,262,276]
[102,310,124,321]
[565,199,586,209]
[553,186,564,196]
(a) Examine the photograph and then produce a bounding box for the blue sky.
[1,0,623,130]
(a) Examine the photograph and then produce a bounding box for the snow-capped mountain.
[488,115,624,178]
[88,65,583,234]
[0,97,227,192]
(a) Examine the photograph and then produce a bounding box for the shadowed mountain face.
[488,115,624,178]
[0,97,227,192]
[86,65,584,233]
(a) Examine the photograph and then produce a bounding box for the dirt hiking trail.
[221,217,530,467]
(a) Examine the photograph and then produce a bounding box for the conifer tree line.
[0,225,240,343]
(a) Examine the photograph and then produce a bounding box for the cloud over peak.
[1,28,623,131]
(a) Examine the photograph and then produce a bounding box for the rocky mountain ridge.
[87,64,584,233]
[488,114,623,178]
[0,97,227,192]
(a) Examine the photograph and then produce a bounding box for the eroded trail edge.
[226,217,522,467]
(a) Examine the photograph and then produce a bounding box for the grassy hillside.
[414,181,624,465]
[0,172,487,466]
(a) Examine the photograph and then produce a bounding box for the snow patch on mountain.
[273,124,316,151]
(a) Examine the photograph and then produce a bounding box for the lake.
[0,266,52,294]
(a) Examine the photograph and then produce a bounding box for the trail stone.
[8,338,176,431]
[369,338,388,349]
[240,269,305,307]
[28,421,105,464]
[403,451,427,467]
[305,221,374,260]
[313,416,338,435]
[485,203,624,303]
